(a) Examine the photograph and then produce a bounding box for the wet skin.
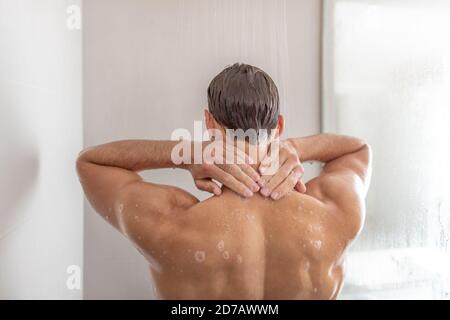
[77,135,371,299]
[123,189,357,299]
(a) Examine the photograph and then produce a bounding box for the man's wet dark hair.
[207,63,280,132]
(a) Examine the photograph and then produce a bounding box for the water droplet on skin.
[246,214,255,221]
[135,204,139,208]
[118,203,124,213]
[105,215,110,220]
[303,260,310,271]
[312,224,323,232]
[309,210,313,214]
[312,240,322,250]
[134,215,139,221]
[236,254,243,264]
[222,251,230,260]
[194,251,206,263]
[217,240,225,252]
[313,287,318,293]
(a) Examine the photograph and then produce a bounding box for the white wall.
[0,0,83,299]
[83,0,322,299]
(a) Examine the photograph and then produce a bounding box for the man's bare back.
[125,191,356,299]
[77,134,370,300]
[105,135,368,300]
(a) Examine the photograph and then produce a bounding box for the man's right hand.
[184,139,306,200]
[185,140,262,198]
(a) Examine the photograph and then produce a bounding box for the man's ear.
[204,110,225,140]
[275,114,285,137]
[204,110,224,130]
[204,110,215,131]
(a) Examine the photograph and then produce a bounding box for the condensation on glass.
[323,0,450,299]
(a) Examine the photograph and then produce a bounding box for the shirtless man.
[76,63,371,299]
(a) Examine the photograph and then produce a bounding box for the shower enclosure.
[1,0,449,299]
[322,0,450,299]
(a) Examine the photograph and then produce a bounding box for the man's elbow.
[360,143,372,166]
[358,143,372,193]
[75,148,92,180]
[75,158,86,180]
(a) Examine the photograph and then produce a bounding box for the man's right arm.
[288,134,372,236]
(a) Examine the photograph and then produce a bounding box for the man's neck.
[231,140,270,169]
